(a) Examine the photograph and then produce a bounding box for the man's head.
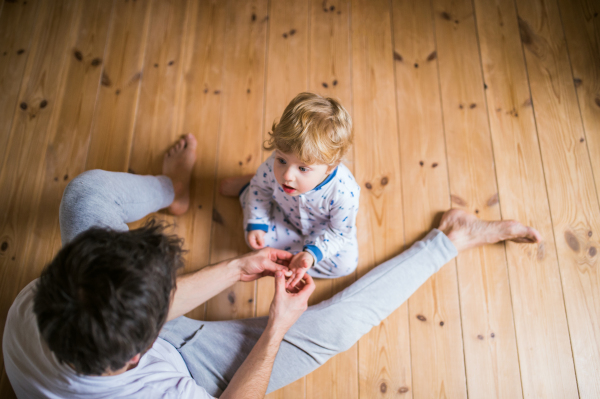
[265,92,353,195]
[33,221,184,375]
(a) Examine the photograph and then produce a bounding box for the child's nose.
[283,167,294,181]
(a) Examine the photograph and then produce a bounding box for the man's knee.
[61,170,112,207]
[59,170,125,244]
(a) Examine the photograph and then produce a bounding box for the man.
[2,134,541,398]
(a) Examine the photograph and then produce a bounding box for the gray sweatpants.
[60,169,458,396]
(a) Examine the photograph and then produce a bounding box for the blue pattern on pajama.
[240,153,361,278]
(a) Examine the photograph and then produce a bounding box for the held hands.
[235,247,293,282]
[268,271,316,337]
[247,230,266,249]
[286,251,315,290]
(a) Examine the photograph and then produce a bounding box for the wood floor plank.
[175,0,228,321]
[125,0,187,232]
[558,0,600,215]
[5,0,114,311]
[472,0,579,397]
[257,1,309,397]
[0,0,40,167]
[125,0,188,282]
[84,0,152,172]
[515,0,600,397]
[391,1,467,398]
[350,0,411,397]
[431,0,523,397]
[129,0,187,177]
[205,0,269,321]
[0,0,84,392]
[305,1,357,398]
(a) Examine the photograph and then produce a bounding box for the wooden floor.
[0,0,598,397]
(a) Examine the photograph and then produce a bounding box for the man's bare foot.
[439,209,542,252]
[163,134,197,215]
[219,174,254,197]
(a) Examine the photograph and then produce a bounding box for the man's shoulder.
[4,279,38,333]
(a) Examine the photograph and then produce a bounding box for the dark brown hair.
[33,220,184,375]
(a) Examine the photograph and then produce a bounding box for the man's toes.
[184,133,197,148]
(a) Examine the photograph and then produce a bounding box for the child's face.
[273,150,334,196]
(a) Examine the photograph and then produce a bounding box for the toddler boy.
[222,92,360,288]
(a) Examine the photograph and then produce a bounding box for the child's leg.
[308,239,359,278]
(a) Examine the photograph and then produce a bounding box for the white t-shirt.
[3,280,215,399]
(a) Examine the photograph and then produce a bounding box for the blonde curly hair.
[265,92,353,165]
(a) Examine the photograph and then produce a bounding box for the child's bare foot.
[439,209,542,252]
[163,134,197,215]
[219,174,254,197]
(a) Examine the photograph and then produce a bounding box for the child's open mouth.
[282,184,296,194]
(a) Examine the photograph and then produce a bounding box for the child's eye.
[299,166,310,172]
[277,157,286,165]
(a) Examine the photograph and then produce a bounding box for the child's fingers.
[256,233,265,248]
[290,268,307,289]
[248,234,258,249]
[249,233,262,250]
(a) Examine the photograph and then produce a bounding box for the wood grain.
[472,0,579,397]
[558,0,600,213]
[205,0,269,321]
[391,0,467,398]
[129,0,188,176]
[175,0,228,321]
[0,0,40,167]
[351,0,411,397]
[515,0,600,397]
[84,0,152,172]
[432,0,523,397]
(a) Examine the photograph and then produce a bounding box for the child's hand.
[286,251,315,289]
[247,230,266,250]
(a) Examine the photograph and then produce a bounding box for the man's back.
[3,280,214,399]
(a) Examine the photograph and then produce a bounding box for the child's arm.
[302,191,360,265]
[244,157,276,235]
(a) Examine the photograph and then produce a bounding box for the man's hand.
[247,230,266,249]
[268,271,315,337]
[233,247,294,282]
[286,251,314,290]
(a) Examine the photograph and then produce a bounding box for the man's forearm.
[219,323,284,399]
[167,259,240,321]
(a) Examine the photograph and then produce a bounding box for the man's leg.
[160,210,541,396]
[161,229,454,396]
[59,134,197,244]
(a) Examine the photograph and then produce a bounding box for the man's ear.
[128,353,141,366]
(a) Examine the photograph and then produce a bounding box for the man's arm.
[220,272,315,399]
[167,248,293,321]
